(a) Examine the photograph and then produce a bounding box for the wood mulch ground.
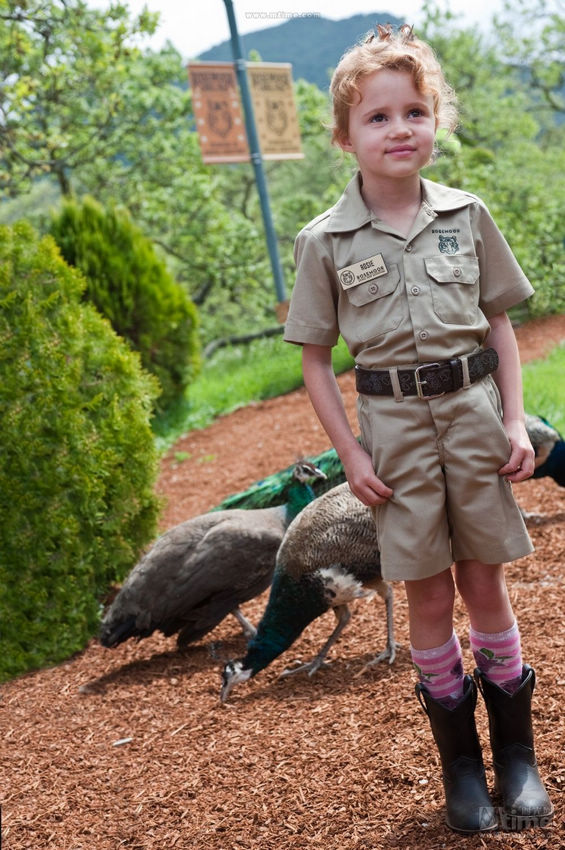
[2,314,564,850]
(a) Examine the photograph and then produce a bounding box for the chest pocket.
[425,255,480,325]
[341,265,402,341]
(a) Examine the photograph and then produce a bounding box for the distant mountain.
[197,13,404,91]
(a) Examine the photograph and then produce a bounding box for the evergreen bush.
[49,196,200,409]
[0,221,162,681]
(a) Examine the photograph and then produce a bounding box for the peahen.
[99,460,328,650]
[220,481,395,703]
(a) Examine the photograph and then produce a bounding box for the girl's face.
[338,69,437,183]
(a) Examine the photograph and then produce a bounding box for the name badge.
[337,253,388,288]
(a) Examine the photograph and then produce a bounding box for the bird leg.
[519,505,546,522]
[231,606,257,639]
[355,582,400,676]
[280,604,352,678]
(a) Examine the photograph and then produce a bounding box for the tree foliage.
[49,196,200,408]
[0,0,159,195]
[495,0,565,120]
[0,221,162,680]
[420,2,565,319]
[1,0,564,345]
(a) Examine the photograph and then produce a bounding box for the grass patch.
[152,333,354,451]
[522,342,565,435]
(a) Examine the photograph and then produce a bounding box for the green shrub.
[49,196,200,408]
[0,221,162,681]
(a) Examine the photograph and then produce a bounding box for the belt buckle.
[415,363,445,399]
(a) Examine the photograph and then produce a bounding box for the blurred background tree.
[1,0,564,346]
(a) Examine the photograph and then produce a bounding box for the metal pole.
[223,0,287,307]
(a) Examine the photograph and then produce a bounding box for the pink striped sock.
[411,631,465,708]
[470,620,523,694]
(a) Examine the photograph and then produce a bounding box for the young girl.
[284,24,553,834]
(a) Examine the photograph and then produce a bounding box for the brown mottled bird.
[99,460,329,649]
[221,482,395,702]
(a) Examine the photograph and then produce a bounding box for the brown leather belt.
[355,348,499,398]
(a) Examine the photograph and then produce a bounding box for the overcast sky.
[88,0,504,60]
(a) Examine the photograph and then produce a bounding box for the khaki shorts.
[357,376,534,581]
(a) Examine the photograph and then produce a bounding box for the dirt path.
[1,314,564,850]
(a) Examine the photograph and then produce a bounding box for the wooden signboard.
[247,63,303,160]
[188,62,249,163]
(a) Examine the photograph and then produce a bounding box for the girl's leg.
[407,568,497,833]
[405,568,465,706]
[455,559,522,691]
[455,559,553,828]
[454,559,514,633]
[404,567,455,649]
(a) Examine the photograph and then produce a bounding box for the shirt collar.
[325,172,372,233]
[420,178,476,213]
[325,172,475,233]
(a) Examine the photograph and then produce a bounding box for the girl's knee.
[405,569,455,622]
[455,560,509,608]
[455,560,516,632]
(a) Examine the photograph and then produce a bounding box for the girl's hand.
[342,443,393,506]
[498,419,536,483]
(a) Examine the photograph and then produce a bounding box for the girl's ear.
[337,131,355,154]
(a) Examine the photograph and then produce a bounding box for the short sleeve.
[473,202,534,317]
[283,227,340,347]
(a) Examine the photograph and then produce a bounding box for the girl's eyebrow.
[360,99,430,119]
[360,103,388,119]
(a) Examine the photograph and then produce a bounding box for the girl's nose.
[389,119,411,137]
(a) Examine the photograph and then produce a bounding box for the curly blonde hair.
[329,24,458,145]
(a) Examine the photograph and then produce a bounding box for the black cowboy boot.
[475,665,554,830]
[416,675,497,833]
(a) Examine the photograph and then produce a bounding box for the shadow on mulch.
[79,641,227,694]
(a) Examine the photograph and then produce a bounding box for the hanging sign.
[188,61,303,163]
[247,63,303,160]
[188,62,249,163]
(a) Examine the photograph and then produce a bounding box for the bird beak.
[220,677,235,704]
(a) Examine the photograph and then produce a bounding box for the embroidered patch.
[438,235,459,254]
[337,253,388,288]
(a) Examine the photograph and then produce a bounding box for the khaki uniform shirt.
[284,173,534,368]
